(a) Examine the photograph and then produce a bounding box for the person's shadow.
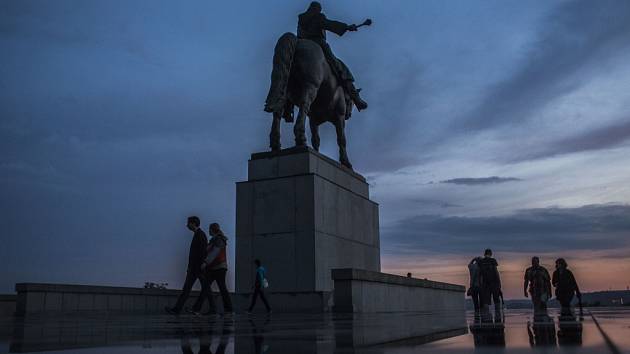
[180,320,231,354]
[470,309,505,347]
[557,313,583,346]
[180,333,209,354]
[527,311,557,347]
[250,315,271,354]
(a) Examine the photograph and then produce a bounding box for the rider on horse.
[297,1,368,111]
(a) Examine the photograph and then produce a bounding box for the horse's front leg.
[294,106,308,147]
[310,118,320,151]
[270,111,281,152]
[334,118,352,169]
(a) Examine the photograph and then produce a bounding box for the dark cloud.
[513,118,630,161]
[440,176,521,185]
[382,204,630,256]
[461,0,630,132]
[406,197,462,209]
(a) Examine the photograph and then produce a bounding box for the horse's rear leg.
[269,111,281,151]
[310,119,320,151]
[334,118,352,169]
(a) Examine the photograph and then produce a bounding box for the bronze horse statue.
[264,32,355,169]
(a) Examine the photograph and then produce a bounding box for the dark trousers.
[531,293,548,313]
[174,270,213,312]
[201,269,233,312]
[248,286,271,312]
[558,295,574,315]
[470,287,481,311]
[481,285,501,309]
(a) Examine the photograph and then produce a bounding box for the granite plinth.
[236,147,380,293]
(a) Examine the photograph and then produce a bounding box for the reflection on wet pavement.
[0,308,628,353]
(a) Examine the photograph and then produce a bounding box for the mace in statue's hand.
[348,19,372,32]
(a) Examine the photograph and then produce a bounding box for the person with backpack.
[553,258,582,315]
[467,256,482,312]
[523,256,552,314]
[247,259,272,314]
[477,249,502,312]
[200,222,233,315]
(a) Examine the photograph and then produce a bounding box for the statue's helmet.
[308,1,322,12]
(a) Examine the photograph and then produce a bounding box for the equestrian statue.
[264,1,371,169]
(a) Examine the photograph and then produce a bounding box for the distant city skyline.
[2,0,630,298]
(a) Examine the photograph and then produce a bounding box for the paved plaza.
[1,308,628,353]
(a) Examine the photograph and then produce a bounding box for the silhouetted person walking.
[247,259,271,314]
[553,258,581,316]
[478,249,502,312]
[199,222,233,315]
[524,256,552,314]
[166,216,213,315]
[468,256,482,312]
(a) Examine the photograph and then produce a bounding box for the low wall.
[14,283,332,316]
[0,294,17,317]
[332,269,465,313]
[16,275,464,315]
[15,283,201,316]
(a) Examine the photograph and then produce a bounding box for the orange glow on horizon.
[382,251,630,299]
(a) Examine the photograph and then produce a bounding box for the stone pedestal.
[235,147,380,293]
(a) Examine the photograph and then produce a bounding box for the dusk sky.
[2,0,630,298]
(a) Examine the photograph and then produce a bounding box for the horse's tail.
[264,32,297,120]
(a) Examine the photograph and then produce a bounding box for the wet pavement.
[0,308,628,353]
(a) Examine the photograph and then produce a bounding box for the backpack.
[478,258,498,285]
